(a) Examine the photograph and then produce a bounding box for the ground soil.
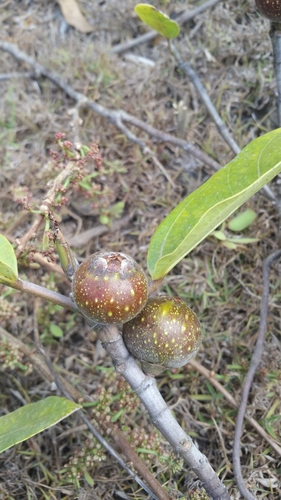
[0,0,281,499]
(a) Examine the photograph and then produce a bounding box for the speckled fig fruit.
[256,0,281,22]
[72,252,148,324]
[122,296,202,372]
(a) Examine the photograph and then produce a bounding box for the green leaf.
[221,237,259,250]
[212,230,227,241]
[99,214,109,225]
[84,470,94,486]
[50,323,64,338]
[0,234,18,284]
[226,237,259,244]
[228,209,257,231]
[147,129,281,279]
[135,4,180,39]
[221,241,238,250]
[0,396,81,453]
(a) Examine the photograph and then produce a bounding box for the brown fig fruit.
[72,252,148,324]
[256,0,281,22]
[122,296,202,372]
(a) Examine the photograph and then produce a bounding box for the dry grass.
[0,0,281,498]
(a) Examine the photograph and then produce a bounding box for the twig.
[148,278,164,296]
[31,252,68,279]
[270,22,281,126]
[189,359,281,456]
[3,277,229,496]
[9,279,78,311]
[0,325,166,500]
[167,42,276,203]
[232,249,281,500]
[112,0,222,54]
[104,422,172,500]
[98,324,231,500]
[32,303,168,500]
[68,215,133,248]
[14,160,81,256]
[15,214,45,258]
[146,145,176,188]
[112,109,221,170]
[169,41,240,156]
[0,40,221,172]
[0,71,35,81]
[6,275,166,319]
[2,232,69,281]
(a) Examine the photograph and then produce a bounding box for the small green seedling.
[212,209,259,250]
[134,4,180,38]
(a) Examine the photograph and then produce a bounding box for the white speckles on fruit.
[122,296,202,369]
[72,252,148,324]
[256,0,281,21]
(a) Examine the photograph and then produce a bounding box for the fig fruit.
[72,252,148,324]
[122,296,202,372]
[255,0,281,22]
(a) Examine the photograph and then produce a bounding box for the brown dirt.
[0,0,281,499]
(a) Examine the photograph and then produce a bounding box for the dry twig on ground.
[233,249,281,500]
[0,40,221,173]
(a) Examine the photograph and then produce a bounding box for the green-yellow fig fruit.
[122,296,202,370]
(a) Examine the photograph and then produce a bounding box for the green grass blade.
[147,129,281,279]
[0,397,81,453]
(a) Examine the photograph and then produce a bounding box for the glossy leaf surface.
[0,396,81,453]
[147,129,281,279]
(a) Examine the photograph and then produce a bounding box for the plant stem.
[112,0,222,54]
[169,41,240,155]
[98,324,231,500]
[190,359,281,455]
[233,249,281,500]
[9,279,78,312]
[0,326,163,500]
[0,40,221,172]
[270,22,281,126]
[3,277,229,497]
[168,41,276,204]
